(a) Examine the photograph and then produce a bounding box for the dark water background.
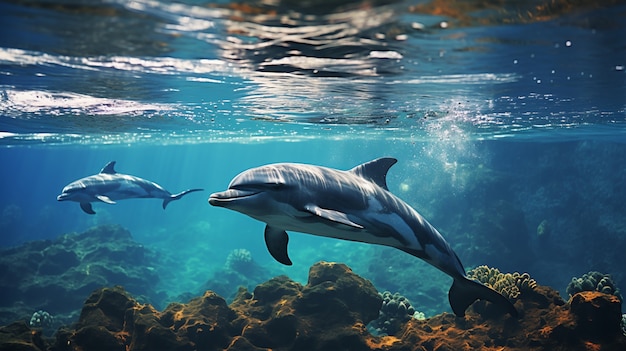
[1,0,625,319]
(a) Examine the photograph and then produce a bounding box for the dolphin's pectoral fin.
[80,202,96,215]
[264,225,292,265]
[96,195,116,204]
[304,204,364,229]
[449,277,518,318]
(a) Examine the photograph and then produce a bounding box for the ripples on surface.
[0,0,625,145]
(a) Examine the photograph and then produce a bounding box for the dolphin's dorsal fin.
[100,161,117,174]
[349,157,397,190]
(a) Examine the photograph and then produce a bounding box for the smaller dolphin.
[57,161,203,214]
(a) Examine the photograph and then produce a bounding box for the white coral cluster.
[225,248,253,272]
[467,265,537,300]
[29,310,53,329]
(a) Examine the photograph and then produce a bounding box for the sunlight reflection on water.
[0,0,624,145]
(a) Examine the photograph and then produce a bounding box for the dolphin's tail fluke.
[449,277,518,318]
[162,189,204,209]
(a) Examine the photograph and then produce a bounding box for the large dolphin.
[209,157,517,317]
[58,161,203,214]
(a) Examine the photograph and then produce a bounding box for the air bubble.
[411,22,425,30]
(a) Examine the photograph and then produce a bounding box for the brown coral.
[2,262,626,351]
[467,265,537,300]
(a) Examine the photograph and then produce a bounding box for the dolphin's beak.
[57,193,68,201]
[208,189,259,207]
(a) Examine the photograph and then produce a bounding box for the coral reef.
[228,261,381,350]
[0,321,47,351]
[368,291,424,336]
[0,225,160,327]
[567,271,623,302]
[225,248,254,273]
[1,261,625,351]
[198,248,272,301]
[28,310,53,329]
[48,261,380,351]
[467,265,538,300]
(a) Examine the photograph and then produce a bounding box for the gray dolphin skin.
[208,157,517,317]
[58,161,203,214]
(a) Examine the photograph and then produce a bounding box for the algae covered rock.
[50,261,381,351]
[0,321,47,351]
[298,261,381,324]
[231,261,382,350]
[2,261,626,351]
[0,225,159,327]
[569,291,623,341]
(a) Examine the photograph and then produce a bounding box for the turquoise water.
[1,0,625,318]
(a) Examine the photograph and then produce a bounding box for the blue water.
[1,0,625,318]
